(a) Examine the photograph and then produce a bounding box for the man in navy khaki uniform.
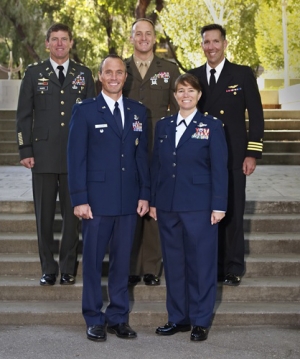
[189,24,264,286]
[123,18,181,287]
[16,23,95,286]
[68,55,150,341]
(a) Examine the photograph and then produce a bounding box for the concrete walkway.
[0,324,299,359]
[0,164,300,202]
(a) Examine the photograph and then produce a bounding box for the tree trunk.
[135,0,151,19]
[8,16,40,62]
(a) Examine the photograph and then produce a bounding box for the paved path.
[1,165,300,202]
[0,324,299,359]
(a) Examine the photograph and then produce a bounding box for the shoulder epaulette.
[77,97,97,106]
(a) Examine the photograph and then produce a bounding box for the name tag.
[95,124,108,128]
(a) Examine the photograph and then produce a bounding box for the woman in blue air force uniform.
[150,73,228,341]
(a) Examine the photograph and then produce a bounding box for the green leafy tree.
[158,0,260,72]
[255,0,300,77]
[0,0,51,77]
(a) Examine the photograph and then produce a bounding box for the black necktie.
[209,68,216,91]
[113,102,123,134]
[177,119,187,127]
[57,65,65,86]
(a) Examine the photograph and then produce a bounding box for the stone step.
[2,213,300,233]
[245,233,300,254]
[263,119,300,130]
[262,109,300,119]
[260,153,300,165]
[2,200,299,215]
[0,276,298,303]
[244,201,300,214]
[263,141,300,152]
[243,213,300,232]
[0,201,35,214]
[0,253,298,277]
[0,141,18,152]
[0,111,16,120]
[0,153,21,165]
[0,300,298,326]
[263,130,300,141]
[0,232,299,255]
[245,253,300,276]
[0,233,83,254]
[0,119,16,131]
[0,130,16,141]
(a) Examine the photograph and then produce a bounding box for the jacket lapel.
[96,94,121,137]
[177,112,200,148]
[43,59,60,87]
[126,56,142,82]
[206,59,233,109]
[123,98,134,139]
[165,116,177,149]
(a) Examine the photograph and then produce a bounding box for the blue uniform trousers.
[157,209,218,328]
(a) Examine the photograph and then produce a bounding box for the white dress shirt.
[50,58,69,78]
[206,58,226,84]
[102,92,125,128]
[175,109,197,147]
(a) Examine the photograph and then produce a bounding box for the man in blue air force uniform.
[68,55,150,342]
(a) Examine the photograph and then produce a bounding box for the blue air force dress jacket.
[67,94,150,216]
[151,111,228,213]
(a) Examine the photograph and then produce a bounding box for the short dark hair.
[175,73,202,93]
[99,54,126,74]
[200,24,226,40]
[46,23,73,41]
[131,18,155,32]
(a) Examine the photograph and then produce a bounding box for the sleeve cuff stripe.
[248,141,263,146]
[247,146,263,151]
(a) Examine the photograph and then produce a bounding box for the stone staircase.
[0,110,19,165]
[2,110,300,165]
[260,110,300,165]
[0,197,299,326]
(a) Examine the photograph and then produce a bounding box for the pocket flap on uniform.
[193,174,211,184]
[87,170,105,182]
[32,128,49,142]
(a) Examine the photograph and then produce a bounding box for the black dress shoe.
[40,274,56,286]
[86,325,107,341]
[224,273,241,286]
[128,275,141,286]
[107,323,137,339]
[143,273,160,286]
[60,273,76,285]
[190,326,209,341]
[155,322,191,335]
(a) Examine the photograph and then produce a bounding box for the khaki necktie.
[139,62,148,79]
